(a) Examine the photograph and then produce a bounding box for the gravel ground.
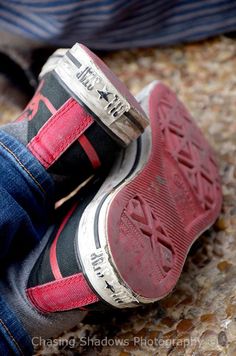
[0,36,236,356]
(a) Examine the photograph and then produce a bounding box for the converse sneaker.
[1,43,148,199]
[26,81,222,312]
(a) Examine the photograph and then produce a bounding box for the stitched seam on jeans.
[0,318,24,355]
[0,141,46,195]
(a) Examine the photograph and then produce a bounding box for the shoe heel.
[54,43,149,147]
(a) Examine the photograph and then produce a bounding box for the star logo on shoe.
[97,85,112,101]
[105,280,115,293]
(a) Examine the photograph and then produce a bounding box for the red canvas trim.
[26,273,99,313]
[49,203,78,280]
[78,135,101,169]
[27,98,94,168]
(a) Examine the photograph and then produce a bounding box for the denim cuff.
[0,295,33,356]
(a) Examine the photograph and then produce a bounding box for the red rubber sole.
[107,83,222,300]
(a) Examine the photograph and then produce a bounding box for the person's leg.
[0,82,222,356]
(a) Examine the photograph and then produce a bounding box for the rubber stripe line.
[27,97,94,169]
[78,134,101,169]
[26,273,99,313]
[49,203,78,280]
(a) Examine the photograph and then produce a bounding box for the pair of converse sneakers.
[12,44,222,314]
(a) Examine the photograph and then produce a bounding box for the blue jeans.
[0,130,54,355]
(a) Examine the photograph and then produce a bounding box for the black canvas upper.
[10,71,120,200]
[27,176,112,311]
